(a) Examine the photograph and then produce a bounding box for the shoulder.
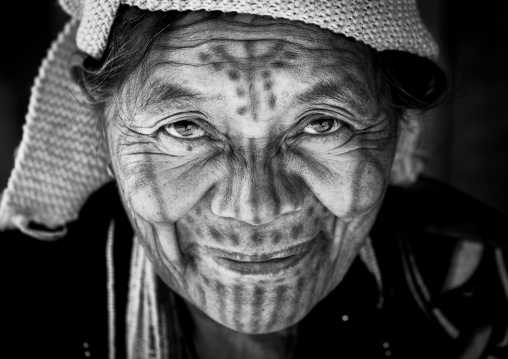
[372,176,508,358]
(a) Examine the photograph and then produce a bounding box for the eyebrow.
[295,76,377,116]
[138,78,202,111]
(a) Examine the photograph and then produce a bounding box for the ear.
[389,109,424,186]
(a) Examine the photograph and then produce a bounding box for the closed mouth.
[208,235,319,275]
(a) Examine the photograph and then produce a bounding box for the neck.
[185,302,297,359]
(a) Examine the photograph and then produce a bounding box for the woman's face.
[105,14,397,334]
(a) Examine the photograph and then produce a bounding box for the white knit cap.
[61,0,438,59]
[0,0,437,238]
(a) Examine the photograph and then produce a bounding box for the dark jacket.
[3,177,507,358]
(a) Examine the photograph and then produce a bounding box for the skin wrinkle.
[264,142,283,217]
[104,14,400,356]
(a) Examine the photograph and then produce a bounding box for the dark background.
[0,1,507,358]
[1,1,507,216]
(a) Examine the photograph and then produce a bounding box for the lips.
[208,236,318,275]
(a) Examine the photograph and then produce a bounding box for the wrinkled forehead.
[118,12,383,121]
[147,12,376,77]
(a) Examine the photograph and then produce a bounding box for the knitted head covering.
[0,0,437,238]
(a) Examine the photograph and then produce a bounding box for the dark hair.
[77,5,448,117]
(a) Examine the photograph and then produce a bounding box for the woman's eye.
[303,117,342,135]
[164,120,206,139]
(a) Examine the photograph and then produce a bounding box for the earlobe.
[389,109,424,186]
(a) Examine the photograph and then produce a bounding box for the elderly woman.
[1,0,507,358]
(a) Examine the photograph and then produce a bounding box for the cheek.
[292,146,395,218]
[350,156,388,212]
[110,145,224,223]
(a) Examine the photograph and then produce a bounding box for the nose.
[210,146,305,225]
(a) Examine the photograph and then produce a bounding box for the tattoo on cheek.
[236,87,246,97]
[208,226,223,244]
[236,106,248,115]
[290,223,303,239]
[268,93,277,109]
[261,70,271,79]
[229,232,240,247]
[233,284,245,330]
[265,285,288,330]
[228,69,240,81]
[251,286,265,331]
[212,62,224,71]
[251,231,263,247]
[286,277,306,324]
[272,230,283,245]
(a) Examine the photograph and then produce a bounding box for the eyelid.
[302,116,341,134]
[291,111,346,134]
[163,120,207,139]
[131,111,209,134]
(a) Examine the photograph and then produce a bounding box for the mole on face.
[228,69,240,81]
[236,106,248,115]
[199,52,210,62]
[187,145,193,151]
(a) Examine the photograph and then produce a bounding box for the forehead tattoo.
[197,40,294,120]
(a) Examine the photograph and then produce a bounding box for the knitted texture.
[0,20,111,237]
[59,0,438,59]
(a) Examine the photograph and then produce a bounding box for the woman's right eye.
[163,120,207,139]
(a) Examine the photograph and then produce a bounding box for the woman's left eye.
[302,117,342,135]
[163,120,206,139]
